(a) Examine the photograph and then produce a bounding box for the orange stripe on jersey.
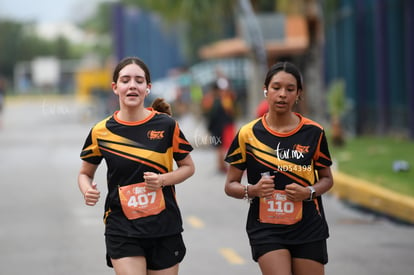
[99,139,173,170]
[172,122,192,154]
[313,133,332,168]
[246,143,316,185]
[246,151,314,187]
[100,147,168,173]
[301,116,324,130]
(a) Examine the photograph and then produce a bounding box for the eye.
[287,85,297,92]
[135,76,145,84]
[119,77,130,84]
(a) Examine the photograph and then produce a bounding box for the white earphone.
[146,88,151,94]
[263,89,268,97]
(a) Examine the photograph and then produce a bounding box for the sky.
[0,0,113,23]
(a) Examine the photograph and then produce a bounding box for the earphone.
[146,88,151,94]
[263,89,268,97]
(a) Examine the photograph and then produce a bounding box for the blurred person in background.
[256,98,269,118]
[201,76,236,173]
[78,56,195,275]
[224,62,334,275]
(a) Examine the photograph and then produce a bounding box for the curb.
[330,172,414,224]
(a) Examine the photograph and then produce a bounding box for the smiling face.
[265,71,301,114]
[112,63,151,109]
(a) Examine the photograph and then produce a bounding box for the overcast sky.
[0,0,113,23]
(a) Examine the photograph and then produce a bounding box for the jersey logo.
[275,142,306,160]
[147,130,165,140]
[293,144,310,154]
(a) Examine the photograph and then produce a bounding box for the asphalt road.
[0,96,413,275]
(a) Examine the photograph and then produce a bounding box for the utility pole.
[238,0,267,119]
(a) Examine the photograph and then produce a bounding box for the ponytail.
[151,98,172,116]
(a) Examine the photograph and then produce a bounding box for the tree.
[79,2,113,34]
[327,79,347,146]
[120,0,238,62]
[0,20,24,78]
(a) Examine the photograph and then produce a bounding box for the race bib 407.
[119,182,166,220]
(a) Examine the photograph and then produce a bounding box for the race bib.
[259,190,302,225]
[119,182,166,220]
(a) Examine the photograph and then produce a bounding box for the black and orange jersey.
[225,113,332,245]
[80,109,193,238]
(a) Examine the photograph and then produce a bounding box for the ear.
[112,82,119,95]
[297,89,303,100]
[263,85,268,97]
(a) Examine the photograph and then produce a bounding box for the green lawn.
[329,136,414,197]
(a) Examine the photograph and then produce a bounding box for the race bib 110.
[259,190,302,225]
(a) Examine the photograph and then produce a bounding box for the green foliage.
[321,0,341,25]
[327,78,346,118]
[0,20,24,77]
[78,2,113,34]
[331,136,414,197]
[120,0,238,61]
[0,19,87,79]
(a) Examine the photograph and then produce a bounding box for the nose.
[278,88,287,97]
[129,80,138,89]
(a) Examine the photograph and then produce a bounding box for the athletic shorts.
[105,233,186,270]
[251,239,328,264]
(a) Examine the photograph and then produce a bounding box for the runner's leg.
[292,258,324,275]
[111,256,146,275]
[148,263,179,275]
[258,249,291,275]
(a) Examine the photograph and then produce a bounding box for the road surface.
[0,96,413,274]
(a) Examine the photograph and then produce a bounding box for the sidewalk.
[331,172,414,224]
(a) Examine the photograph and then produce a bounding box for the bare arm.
[224,165,245,199]
[224,165,275,200]
[144,154,195,190]
[78,161,100,206]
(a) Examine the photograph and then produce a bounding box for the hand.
[285,183,309,201]
[84,182,100,206]
[250,175,275,198]
[143,172,164,191]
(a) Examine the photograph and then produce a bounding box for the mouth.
[275,101,287,106]
[126,93,139,97]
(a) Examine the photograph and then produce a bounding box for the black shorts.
[251,239,328,264]
[105,233,186,270]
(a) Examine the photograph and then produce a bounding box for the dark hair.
[112,56,151,84]
[264,62,303,91]
[151,98,172,116]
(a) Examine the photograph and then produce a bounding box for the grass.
[329,136,414,197]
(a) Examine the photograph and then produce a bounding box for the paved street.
[0,96,413,274]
